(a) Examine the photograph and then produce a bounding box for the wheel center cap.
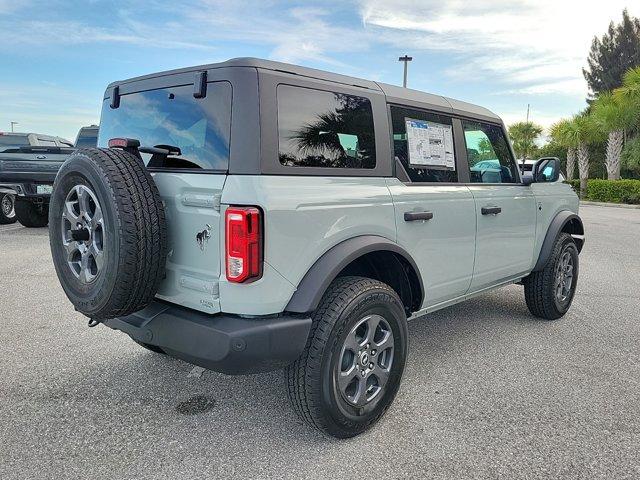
[360,352,369,366]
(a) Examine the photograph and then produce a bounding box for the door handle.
[404,211,434,222]
[481,206,502,215]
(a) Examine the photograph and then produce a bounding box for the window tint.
[390,106,457,183]
[98,82,232,171]
[463,121,518,184]
[0,135,29,152]
[278,85,376,169]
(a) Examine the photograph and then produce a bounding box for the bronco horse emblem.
[196,224,212,251]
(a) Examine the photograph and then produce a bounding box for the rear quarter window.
[98,82,232,171]
[277,85,376,169]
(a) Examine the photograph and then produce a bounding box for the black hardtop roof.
[107,57,501,122]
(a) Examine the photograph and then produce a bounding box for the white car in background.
[519,157,565,182]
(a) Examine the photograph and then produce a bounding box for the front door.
[461,120,537,291]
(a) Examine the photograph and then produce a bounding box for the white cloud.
[0,83,100,140]
[359,0,640,97]
[0,0,28,14]
[185,1,372,66]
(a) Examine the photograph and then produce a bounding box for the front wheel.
[0,193,17,224]
[524,233,579,320]
[285,276,408,438]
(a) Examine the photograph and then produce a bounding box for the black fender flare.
[285,235,424,313]
[533,211,585,272]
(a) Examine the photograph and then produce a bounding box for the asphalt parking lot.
[0,204,639,479]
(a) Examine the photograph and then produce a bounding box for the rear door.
[462,120,537,291]
[98,80,233,314]
[387,106,476,309]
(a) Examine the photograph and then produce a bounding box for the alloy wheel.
[2,194,15,219]
[60,185,105,283]
[554,249,574,303]
[336,314,395,407]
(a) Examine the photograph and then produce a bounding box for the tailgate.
[152,172,226,314]
[0,151,69,184]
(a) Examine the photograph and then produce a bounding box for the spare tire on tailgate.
[49,148,168,320]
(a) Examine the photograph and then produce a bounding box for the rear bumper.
[102,301,312,375]
[0,181,52,200]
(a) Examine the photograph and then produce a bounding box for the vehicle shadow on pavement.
[14,285,544,451]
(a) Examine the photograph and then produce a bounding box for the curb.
[580,201,640,209]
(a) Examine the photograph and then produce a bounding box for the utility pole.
[398,55,413,88]
[526,104,530,123]
[10,121,18,133]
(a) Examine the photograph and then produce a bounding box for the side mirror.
[533,157,560,183]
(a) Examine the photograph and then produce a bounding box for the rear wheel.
[0,193,16,224]
[14,198,48,227]
[524,233,579,320]
[285,276,408,438]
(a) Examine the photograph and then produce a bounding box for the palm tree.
[592,92,637,179]
[508,121,543,160]
[549,119,577,181]
[614,66,640,110]
[551,115,600,197]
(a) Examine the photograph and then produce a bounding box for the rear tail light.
[225,206,262,283]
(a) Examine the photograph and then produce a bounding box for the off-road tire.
[14,198,48,227]
[0,193,17,224]
[524,233,579,320]
[49,148,168,320]
[285,276,408,438]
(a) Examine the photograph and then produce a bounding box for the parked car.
[48,58,584,438]
[0,190,16,224]
[0,132,74,227]
[519,157,565,181]
[74,125,99,148]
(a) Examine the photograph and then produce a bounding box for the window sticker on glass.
[405,118,455,170]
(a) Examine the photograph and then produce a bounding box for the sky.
[1,0,638,142]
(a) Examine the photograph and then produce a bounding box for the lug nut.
[371,350,376,355]
[369,363,374,369]
[361,370,366,377]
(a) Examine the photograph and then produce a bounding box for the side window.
[277,85,376,169]
[390,106,457,183]
[463,121,518,184]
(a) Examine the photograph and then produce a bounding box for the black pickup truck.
[0,132,74,227]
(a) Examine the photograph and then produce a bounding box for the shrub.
[565,179,640,204]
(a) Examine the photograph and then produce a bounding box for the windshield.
[0,135,29,152]
[98,82,232,171]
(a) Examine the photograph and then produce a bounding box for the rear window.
[0,135,29,152]
[277,85,376,169]
[98,82,232,171]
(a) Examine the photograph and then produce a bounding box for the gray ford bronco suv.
[49,58,584,438]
